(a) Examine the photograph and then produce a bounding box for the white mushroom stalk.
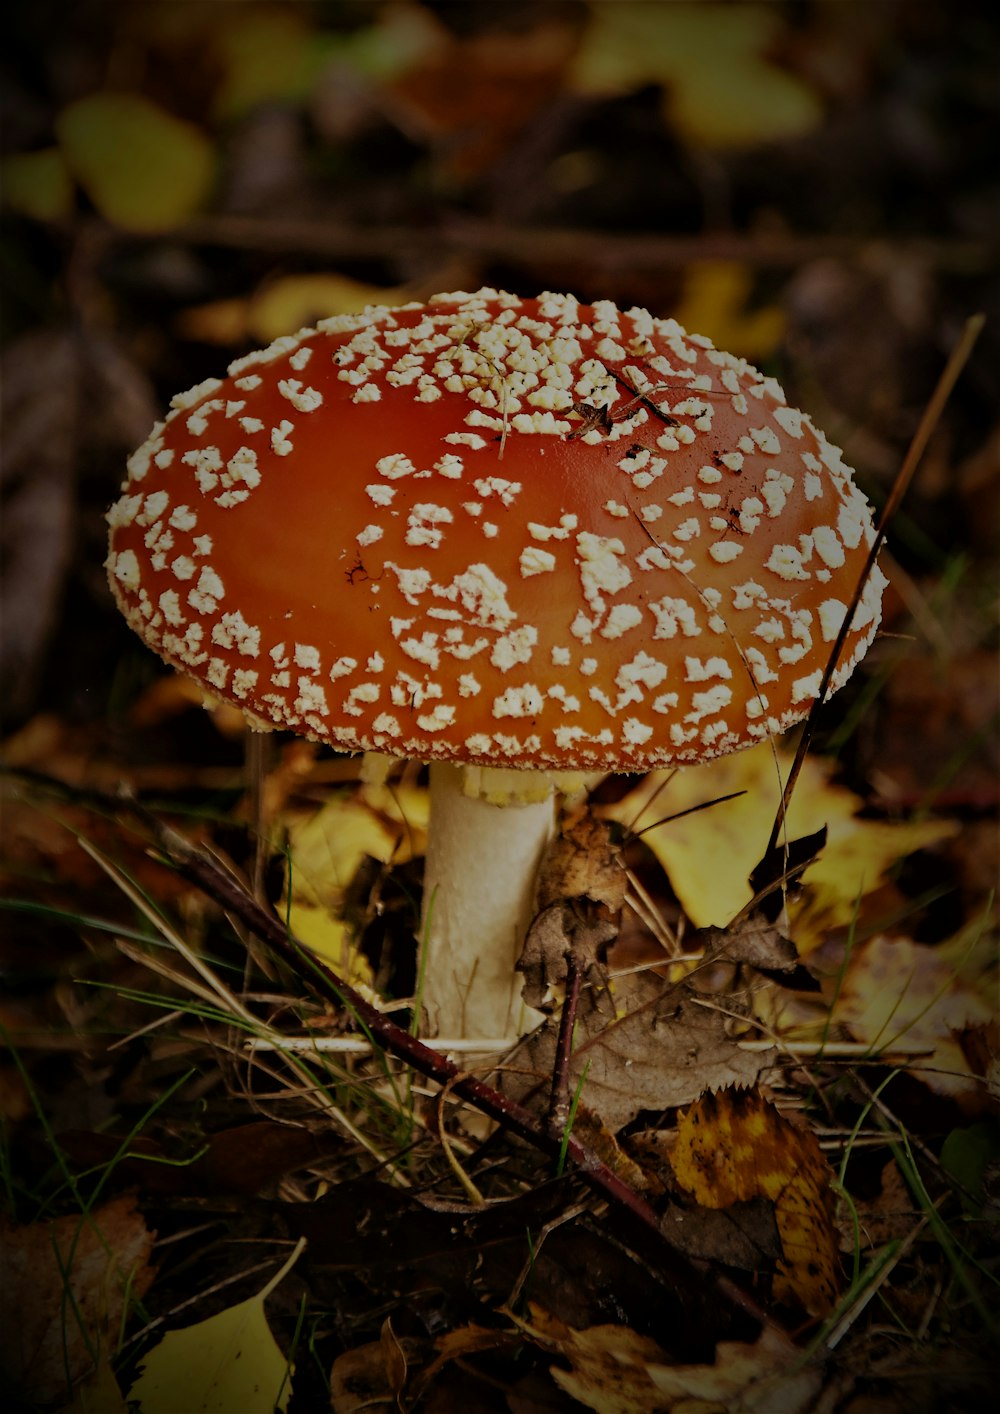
[107,288,887,1054]
[419,763,554,1042]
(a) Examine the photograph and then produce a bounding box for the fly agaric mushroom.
[107,288,887,1045]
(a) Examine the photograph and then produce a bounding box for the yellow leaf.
[671,261,785,363]
[1,148,74,222]
[178,273,408,347]
[210,6,326,121]
[570,2,822,149]
[671,1087,841,1315]
[127,1242,303,1414]
[835,934,994,1102]
[57,94,214,233]
[283,782,426,980]
[606,744,956,950]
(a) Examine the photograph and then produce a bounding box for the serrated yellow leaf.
[57,93,214,233]
[128,1286,291,1414]
[671,1087,841,1315]
[606,744,956,950]
[1,148,74,222]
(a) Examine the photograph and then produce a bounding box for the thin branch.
[765,312,985,859]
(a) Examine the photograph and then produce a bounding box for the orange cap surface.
[107,289,886,770]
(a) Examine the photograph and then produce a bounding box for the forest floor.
[1,4,997,1411]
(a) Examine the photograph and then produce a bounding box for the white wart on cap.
[107,288,887,768]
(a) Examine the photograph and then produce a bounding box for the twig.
[765,312,985,860]
[546,949,584,1146]
[146,816,669,1233]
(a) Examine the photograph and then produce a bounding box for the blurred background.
[2,0,997,802]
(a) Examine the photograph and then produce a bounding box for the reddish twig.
[765,312,985,860]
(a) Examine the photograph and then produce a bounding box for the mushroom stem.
[419,761,553,1044]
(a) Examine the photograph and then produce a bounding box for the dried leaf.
[659,1193,782,1270]
[520,1304,821,1414]
[835,934,994,1105]
[520,1304,670,1414]
[0,1195,155,1404]
[606,744,956,951]
[517,968,773,1131]
[671,1087,841,1315]
[57,93,214,232]
[536,813,627,912]
[518,901,619,1013]
[646,1324,822,1411]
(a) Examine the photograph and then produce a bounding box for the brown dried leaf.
[518,901,619,1013]
[517,969,774,1131]
[536,814,627,912]
[520,1304,821,1414]
[519,1304,670,1414]
[671,1087,841,1315]
[659,1194,782,1271]
[0,1195,155,1404]
[835,934,994,1107]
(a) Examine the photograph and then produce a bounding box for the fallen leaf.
[570,2,822,150]
[0,1195,155,1405]
[387,9,579,176]
[670,1086,841,1315]
[517,967,774,1131]
[646,1324,822,1411]
[177,273,408,347]
[605,744,957,951]
[127,1242,302,1414]
[283,783,426,978]
[834,933,994,1106]
[56,93,214,232]
[55,1358,129,1414]
[659,1194,782,1271]
[518,1304,822,1414]
[1,147,74,221]
[670,261,786,363]
[519,1304,671,1414]
[536,812,627,912]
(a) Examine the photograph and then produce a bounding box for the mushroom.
[107,288,887,1046]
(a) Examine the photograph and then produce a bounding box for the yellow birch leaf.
[127,1243,302,1414]
[178,274,407,347]
[671,261,785,363]
[606,743,956,951]
[57,94,214,233]
[570,2,822,149]
[671,1087,841,1315]
[211,6,323,121]
[1,148,74,222]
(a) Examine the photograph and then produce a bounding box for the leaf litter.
[2,2,997,1409]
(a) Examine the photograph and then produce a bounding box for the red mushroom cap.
[107,288,887,771]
